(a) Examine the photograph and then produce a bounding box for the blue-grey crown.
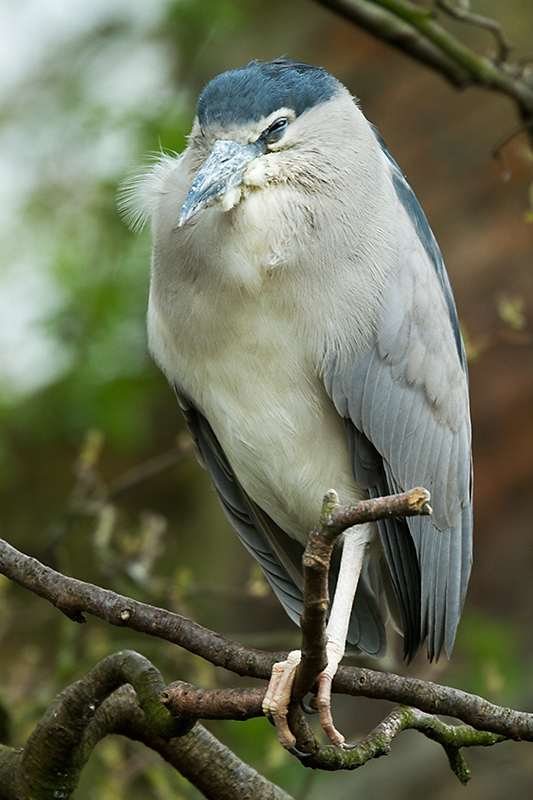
[196,59,339,129]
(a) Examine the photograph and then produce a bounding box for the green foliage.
[451,608,526,707]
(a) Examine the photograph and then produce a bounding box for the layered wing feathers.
[176,389,387,656]
[322,150,472,660]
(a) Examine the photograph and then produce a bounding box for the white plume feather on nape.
[117,151,179,233]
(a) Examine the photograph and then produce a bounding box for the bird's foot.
[262,649,302,748]
[263,650,349,748]
[314,668,348,748]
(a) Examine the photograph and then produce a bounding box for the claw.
[287,745,312,758]
[300,699,318,715]
[339,739,361,751]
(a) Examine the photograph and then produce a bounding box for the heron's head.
[178,59,350,226]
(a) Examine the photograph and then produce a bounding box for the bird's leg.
[263,526,369,749]
[316,528,368,747]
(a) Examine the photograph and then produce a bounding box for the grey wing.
[175,388,305,624]
[176,389,386,656]
[323,161,472,662]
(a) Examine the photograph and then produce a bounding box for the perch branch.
[290,488,430,720]
[158,683,505,784]
[334,665,533,739]
[2,486,533,784]
[1,476,533,741]
[0,535,281,677]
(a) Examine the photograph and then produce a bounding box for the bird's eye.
[262,117,288,145]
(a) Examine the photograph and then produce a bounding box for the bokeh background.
[0,1,532,797]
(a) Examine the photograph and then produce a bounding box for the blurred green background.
[0,1,532,798]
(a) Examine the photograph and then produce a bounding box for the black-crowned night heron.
[122,59,472,748]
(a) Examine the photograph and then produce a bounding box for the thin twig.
[435,0,513,64]
[106,434,194,499]
[314,0,533,124]
[43,432,194,558]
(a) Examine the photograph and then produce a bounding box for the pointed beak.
[178,138,263,227]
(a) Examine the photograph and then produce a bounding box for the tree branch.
[1,487,533,790]
[435,0,512,64]
[292,488,430,699]
[314,0,533,126]
[334,665,533,738]
[0,652,293,800]
[1,478,532,741]
[112,690,295,800]
[159,683,505,784]
[0,651,185,800]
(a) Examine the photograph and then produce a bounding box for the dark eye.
[263,117,288,145]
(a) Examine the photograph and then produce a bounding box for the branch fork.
[265,487,432,750]
[0,486,530,790]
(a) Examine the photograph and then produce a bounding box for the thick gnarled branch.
[0,651,292,800]
[0,488,532,791]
